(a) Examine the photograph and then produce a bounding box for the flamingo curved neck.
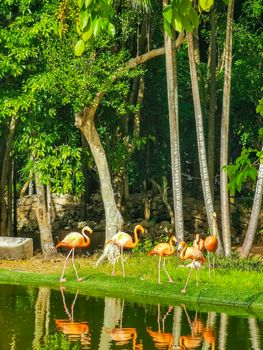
[130,226,142,248]
[81,227,91,242]
[169,237,175,252]
[180,243,187,260]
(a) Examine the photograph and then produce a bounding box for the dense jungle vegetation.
[0,0,262,258]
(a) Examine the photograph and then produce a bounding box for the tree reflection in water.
[147,304,174,349]
[104,299,143,349]
[0,284,262,349]
[55,287,90,348]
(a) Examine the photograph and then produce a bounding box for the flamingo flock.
[56,213,219,293]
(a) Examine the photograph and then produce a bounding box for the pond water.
[0,284,262,350]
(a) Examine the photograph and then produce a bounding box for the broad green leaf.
[107,22,115,37]
[164,19,172,37]
[93,18,101,37]
[85,0,92,7]
[182,15,193,32]
[259,128,263,140]
[79,10,89,30]
[74,39,85,56]
[189,7,199,28]
[179,0,192,15]
[82,27,93,41]
[172,14,183,32]
[199,0,214,11]
[78,0,84,8]
[163,5,173,24]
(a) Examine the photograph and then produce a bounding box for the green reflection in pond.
[0,284,262,349]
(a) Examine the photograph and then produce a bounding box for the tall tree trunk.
[74,48,170,241]
[32,287,50,350]
[187,32,222,249]
[75,107,124,241]
[218,313,228,350]
[248,318,261,350]
[35,173,54,257]
[6,159,13,236]
[163,20,184,242]
[0,115,16,236]
[98,297,122,350]
[241,147,263,257]
[220,0,234,256]
[172,306,182,348]
[208,7,218,198]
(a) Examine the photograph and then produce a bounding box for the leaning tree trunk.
[0,115,16,236]
[241,147,263,257]
[187,32,223,250]
[220,0,234,256]
[163,22,184,242]
[35,173,55,257]
[74,47,174,241]
[75,106,124,241]
[208,6,218,198]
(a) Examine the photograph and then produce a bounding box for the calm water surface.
[0,284,262,350]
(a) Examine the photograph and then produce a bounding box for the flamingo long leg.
[158,255,161,284]
[120,246,125,277]
[162,257,174,283]
[181,266,193,293]
[71,248,82,281]
[111,259,116,276]
[207,252,211,278]
[60,249,73,282]
[212,254,216,270]
[194,264,199,287]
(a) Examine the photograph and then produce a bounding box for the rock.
[0,237,33,260]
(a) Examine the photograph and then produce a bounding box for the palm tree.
[241,145,263,257]
[163,1,185,241]
[220,0,235,256]
[187,31,222,250]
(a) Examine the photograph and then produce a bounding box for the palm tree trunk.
[248,318,261,350]
[241,147,263,257]
[220,0,234,256]
[218,313,228,350]
[208,6,218,198]
[187,32,222,249]
[163,18,184,241]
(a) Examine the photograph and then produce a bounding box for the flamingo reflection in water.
[55,287,90,347]
[147,304,174,349]
[104,299,143,349]
[179,304,215,350]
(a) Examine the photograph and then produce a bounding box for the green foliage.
[73,0,115,55]
[256,95,263,117]
[39,333,81,350]
[132,237,155,255]
[216,251,263,272]
[225,148,259,196]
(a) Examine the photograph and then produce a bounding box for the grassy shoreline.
[0,254,263,318]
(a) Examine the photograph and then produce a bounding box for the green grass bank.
[0,254,262,318]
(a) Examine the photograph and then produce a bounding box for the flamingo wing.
[149,243,173,256]
[111,232,132,247]
[58,232,84,248]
